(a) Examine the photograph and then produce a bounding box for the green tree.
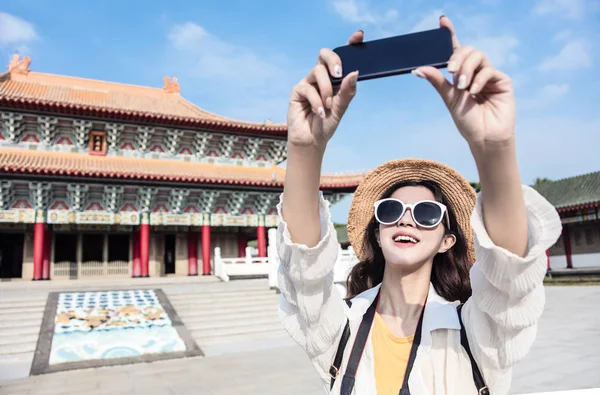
[470,181,481,192]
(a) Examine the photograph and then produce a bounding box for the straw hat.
[347,158,477,264]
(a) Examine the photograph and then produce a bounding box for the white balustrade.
[214,246,271,282]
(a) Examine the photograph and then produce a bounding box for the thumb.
[412,66,454,106]
[333,71,359,116]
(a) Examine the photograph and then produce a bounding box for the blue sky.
[1,0,599,223]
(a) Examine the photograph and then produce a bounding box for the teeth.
[394,235,417,243]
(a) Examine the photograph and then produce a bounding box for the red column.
[562,225,573,269]
[42,228,52,280]
[257,217,266,258]
[140,214,150,277]
[132,232,141,277]
[545,250,551,271]
[32,211,45,281]
[202,221,211,275]
[238,231,247,258]
[188,231,198,276]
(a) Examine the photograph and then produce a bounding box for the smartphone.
[331,27,453,85]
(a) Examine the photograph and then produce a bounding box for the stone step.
[196,328,291,347]
[0,333,38,347]
[0,341,36,356]
[171,296,278,312]
[0,298,47,308]
[0,318,42,330]
[0,325,41,338]
[178,306,277,323]
[167,292,277,306]
[166,287,275,297]
[192,321,284,340]
[185,314,280,332]
[0,306,45,316]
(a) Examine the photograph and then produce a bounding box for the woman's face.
[375,186,456,270]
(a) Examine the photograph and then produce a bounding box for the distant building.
[0,54,364,281]
[533,172,600,269]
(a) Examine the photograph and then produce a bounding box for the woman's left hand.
[413,16,516,148]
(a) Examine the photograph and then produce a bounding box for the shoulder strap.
[329,299,353,391]
[457,304,490,395]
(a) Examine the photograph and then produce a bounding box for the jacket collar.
[346,282,461,348]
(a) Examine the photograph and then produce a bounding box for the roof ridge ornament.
[8,53,31,75]
[163,76,180,94]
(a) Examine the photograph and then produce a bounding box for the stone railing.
[214,246,270,282]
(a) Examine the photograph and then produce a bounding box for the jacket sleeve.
[461,185,562,394]
[275,191,348,384]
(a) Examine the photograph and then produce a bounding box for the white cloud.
[553,29,573,42]
[533,0,587,19]
[521,84,569,110]
[331,0,398,26]
[166,22,294,122]
[539,39,592,71]
[0,12,37,45]
[410,9,444,33]
[466,35,520,67]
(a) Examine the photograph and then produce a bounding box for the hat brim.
[347,158,477,264]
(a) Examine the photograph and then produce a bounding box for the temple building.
[533,172,600,270]
[0,54,364,281]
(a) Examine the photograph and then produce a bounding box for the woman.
[276,15,562,395]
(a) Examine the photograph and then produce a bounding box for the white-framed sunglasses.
[373,198,450,228]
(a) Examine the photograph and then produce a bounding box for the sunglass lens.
[413,202,443,226]
[377,200,404,224]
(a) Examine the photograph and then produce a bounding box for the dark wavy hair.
[345,180,472,303]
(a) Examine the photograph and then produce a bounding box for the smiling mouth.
[393,235,419,247]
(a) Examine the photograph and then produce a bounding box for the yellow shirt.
[372,312,415,395]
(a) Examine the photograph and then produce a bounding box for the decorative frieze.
[28,182,52,210]
[102,186,124,213]
[226,192,248,216]
[0,181,14,210]
[198,190,219,214]
[164,129,184,155]
[105,123,124,150]
[268,140,287,163]
[136,187,158,212]
[243,137,262,161]
[1,112,25,143]
[193,132,212,158]
[135,126,154,153]
[37,116,59,145]
[67,184,89,211]
[253,193,277,216]
[218,135,238,158]
[168,189,190,214]
[324,193,345,205]
[72,119,93,149]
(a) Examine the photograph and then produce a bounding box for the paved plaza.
[0,282,598,395]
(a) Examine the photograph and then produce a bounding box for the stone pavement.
[0,284,598,395]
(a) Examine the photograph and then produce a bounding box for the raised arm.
[276,33,362,386]
[282,32,361,247]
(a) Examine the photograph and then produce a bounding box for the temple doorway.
[164,234,176,274]
[0,232,24,279]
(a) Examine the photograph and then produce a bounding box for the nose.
[396,207,415,227]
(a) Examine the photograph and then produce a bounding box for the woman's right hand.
[287,31,363,149]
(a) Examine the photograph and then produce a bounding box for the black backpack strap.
[457,304,490,395]
[329,299,353,391]
[398,306,425,395]
[340,293,379,395]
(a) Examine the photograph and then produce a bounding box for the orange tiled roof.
[0,148,366,190]
[0,55,287,136]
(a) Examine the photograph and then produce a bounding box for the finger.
[439,15,460,50]
[334,71,359,116]
[347,29,364,45]
[412,67,454,106]
[455,50,490,91]
[318,48,343,79]
[469,66,510,95]
[307,64,334,109]
[447,45,474,74]
[293,82,326,118]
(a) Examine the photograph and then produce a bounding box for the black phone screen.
[331,28,453,84]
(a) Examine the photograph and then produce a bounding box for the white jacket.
[276,185,562,395]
